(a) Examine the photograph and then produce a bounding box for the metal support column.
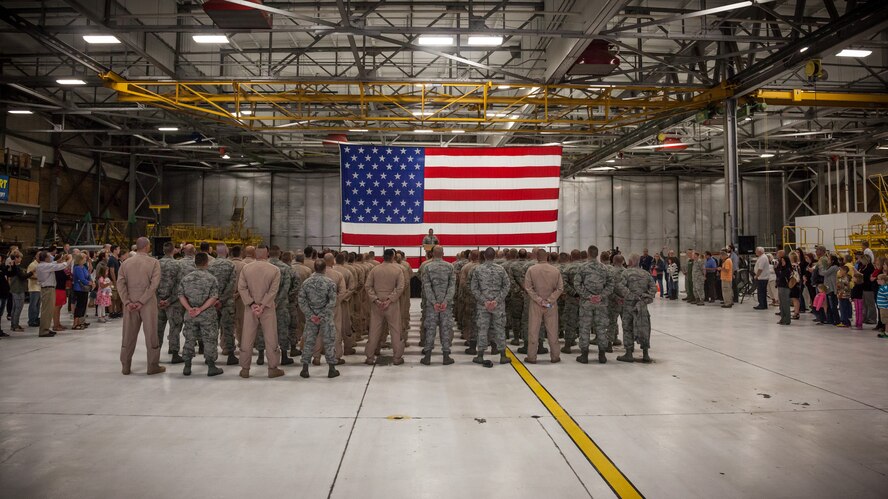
[724,98,741,246]
[862,153,868,211]
[782,171,787,225]
[127,152,136,242]
[844,155,850,213]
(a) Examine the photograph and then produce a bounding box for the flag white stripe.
[424,154,562,168]
[341,221,557,235]
[425,177,560,190]
[424,199,559,212]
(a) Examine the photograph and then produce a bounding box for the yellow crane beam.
[753,89,888,109]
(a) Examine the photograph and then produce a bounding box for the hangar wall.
[164,172,782,253]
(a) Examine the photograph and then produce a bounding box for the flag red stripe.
[342,232,557,246]
[424,166,561,179]
[424,188,559,201]
[425,146,562,157]
[424,210,558,224]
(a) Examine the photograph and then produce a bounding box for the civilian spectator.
[753,247,770,310]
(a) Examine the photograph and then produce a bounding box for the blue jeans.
[28,291,40,326]
[756,279,768,308]
[838,298,852,326]
[654,274,664,296]
[826,293,839,325]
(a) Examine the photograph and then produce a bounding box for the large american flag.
[340,144,561,263]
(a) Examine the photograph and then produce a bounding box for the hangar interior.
[0,1,887,498]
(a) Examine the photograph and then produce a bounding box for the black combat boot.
[443,353,455,365]
[420,351,432,365]
[598,350,607,364]
[560,344,573,354]
[328,364,340,378]
[617,347,634,363]
[226,353,238,365]
[300,364,310,378]
[257,350,265,365]
[641,348,652,364]
[576,349,589,364]
[517,342,528,354]
[510,337,520,346]
[183,360,192,376]
[289,346,302,357]
[466,340,478,355]
[613,338,623,347]
[198,340,204,355]
[605,344,614,353]
[281,351,295,365]
[207,361,223,376]
[472,354,493,368]
[490,344,499,355]
[170,352,184,364]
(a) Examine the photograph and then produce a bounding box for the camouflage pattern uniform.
[470,261,511,353]
[459,261,479,339]
[620,267,657,351]
[508,257,528,342]
[560,261,580,347]
[692,258,705,304]
[208,257,237,354]
[167,255,197,353]
[156,255,181,351]
[269,257,297,353]
[177,268,220,363]
[607,264,627,347]
[685,259,695,302]
[452,256,470,331]
[421,258,456,355]
[574,259,614,353]
[298,273,337,365]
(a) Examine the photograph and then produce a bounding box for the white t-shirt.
[754,255,772,281]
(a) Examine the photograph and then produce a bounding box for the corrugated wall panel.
[163,172,776,254]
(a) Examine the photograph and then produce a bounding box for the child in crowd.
[836,267,852,328]
[812,284,828,324]
[851,272,865,329]
[96,267,112,324]
[667,257,679,300]
[876,274,888,338]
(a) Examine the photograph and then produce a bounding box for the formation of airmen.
[119,236,658,379]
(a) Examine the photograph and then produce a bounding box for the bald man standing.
[524,248,564,364]
[364,249,406,365]
[118,237,164,375]
[237,245,284,378]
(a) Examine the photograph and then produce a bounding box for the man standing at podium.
[422,228,439,249]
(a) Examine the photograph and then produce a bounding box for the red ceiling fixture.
[568,40,620,76]
[203,0,272,29]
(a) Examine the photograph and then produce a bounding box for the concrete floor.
[1,296,887,499]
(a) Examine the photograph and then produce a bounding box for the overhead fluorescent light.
[605,159,616,163]
[491,112,513,118]
[542,142,562,146]
[221,153,231,159]
[349,129,369,133]
[417,35,454,46]
[497,85,511,89]
[413,129,435,134]
[799,46,809,53]
[836,49,872,58]
[411,110,434,116]
[589,166,617,171]
[760,153,775,158]
[450,129,465,134]
[231,109,253,116]
[632,142,690,150]
[540,131,559,135]
[158,127,179,132]
[193,35,230,44]
[83,35,121,44]
[8,109,33,115]
[467,35,503,46]
[56,79,86,85]
[876,144,888,150]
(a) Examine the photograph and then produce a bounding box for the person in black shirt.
[775,255,793,326]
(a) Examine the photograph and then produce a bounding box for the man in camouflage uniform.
[167,243,197,362]
[268,245,298,365]
[177,252,222,377]
[617,254,657,363]
[692,252,706,306]
[470,247,511,367]
[574,245,614,364]
[508,249,528,346]
[417,248,434,348]
[298,259,339,379]
[209,243,238,365]
[156,241,182,362]
[451,250,470,332]
[501,249,516,340]
[560,249,582,354]
[286,252,309,357]
[607,253,628,352]
[459,250,480,352]
[420,246,456,366]
[683,249,696,303]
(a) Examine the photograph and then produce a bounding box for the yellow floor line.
[505,348,645,499]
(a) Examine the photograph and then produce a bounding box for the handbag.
[788,269,800,288]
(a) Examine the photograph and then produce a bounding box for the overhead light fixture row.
[836,49,872,58]
[193,35,230,44]
[8,109,32,114]
[467,35,503,46]
[57,79,86,85]
[158,127,179,132]
[83,35,121,44]
[417,35,454,46]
